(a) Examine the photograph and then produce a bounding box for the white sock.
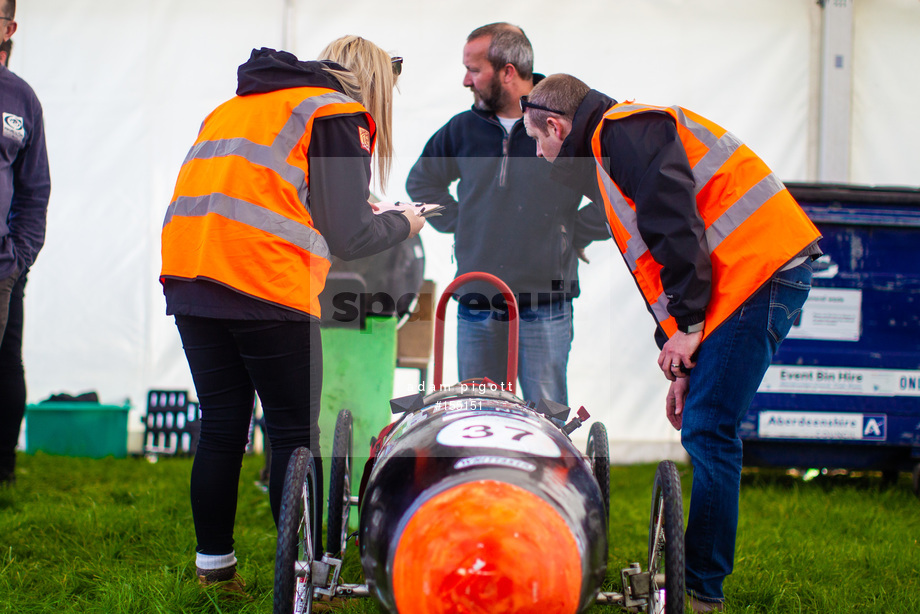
[196,551,238,570]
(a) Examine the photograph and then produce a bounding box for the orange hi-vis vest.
[591,103,820,340]
[160,87,374,318]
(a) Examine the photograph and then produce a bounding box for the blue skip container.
[739,182,920,494]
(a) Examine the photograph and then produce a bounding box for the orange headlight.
[392,479,582,614]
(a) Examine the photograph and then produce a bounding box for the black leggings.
[175,315,323,556]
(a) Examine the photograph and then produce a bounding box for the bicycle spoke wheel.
[647,460,684,614]
[326,409,353,557]
[586,421,610,525]
[273,447,317,614]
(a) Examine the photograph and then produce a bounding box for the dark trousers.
[175,315,323,556]
[0,273,26,477]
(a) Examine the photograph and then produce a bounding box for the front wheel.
[646,460,685,614]
[273,447,318,614]
[586,421,610,524]
[326,409,353,557]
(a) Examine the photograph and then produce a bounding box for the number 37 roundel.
[436,415,562,457]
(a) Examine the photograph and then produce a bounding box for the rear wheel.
[912,463,920,500]
[326,409,353,557]
[647,460,685,614]
[586,421,610,524]
[273,447,318,614]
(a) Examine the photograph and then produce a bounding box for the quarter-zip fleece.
[406,80,608,310]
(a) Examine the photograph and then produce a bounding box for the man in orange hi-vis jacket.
[522,73,821,612]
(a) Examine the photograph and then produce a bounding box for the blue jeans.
[682,261,813,602]
[457,299,573,404]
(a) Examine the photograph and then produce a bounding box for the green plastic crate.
[25,402,130,458]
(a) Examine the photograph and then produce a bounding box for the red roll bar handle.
[432,272,519,395]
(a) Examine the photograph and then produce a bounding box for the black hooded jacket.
[553,89,711,334]
[164,48,410,321]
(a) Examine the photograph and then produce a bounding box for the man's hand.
[576,247,590,264]
[658,330,702,381]
[666,377,690,430]
[401,207,426,238]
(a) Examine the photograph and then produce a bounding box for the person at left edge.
[160,41,425,588]
[1,1,51,488]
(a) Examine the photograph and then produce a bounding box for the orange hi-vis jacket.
[160,87,374,318]
[591,102,821,341]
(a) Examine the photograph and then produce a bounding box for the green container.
[25,402,130,459]
[318,316,397,529]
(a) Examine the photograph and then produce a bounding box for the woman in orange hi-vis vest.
[522,74,821,611]
[160,38,424,590]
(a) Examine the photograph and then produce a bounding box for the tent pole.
[282,0,297,52]
[816,0,854,183]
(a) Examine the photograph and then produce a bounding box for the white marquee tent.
[10,0,920,459]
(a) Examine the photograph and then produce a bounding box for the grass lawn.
[1,452,918,613]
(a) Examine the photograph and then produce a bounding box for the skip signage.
[758,411,887,441]
[758,366,920,397]
[786,287,862,342]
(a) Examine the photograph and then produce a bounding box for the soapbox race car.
[272,272,686,614]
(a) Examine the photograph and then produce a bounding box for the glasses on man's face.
[391,56,403,77]
[520,95,565,116]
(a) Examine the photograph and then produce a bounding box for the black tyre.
[326,409,353,557]
[586,421,610,524]
[273,447,318,614]
[647,460,685,614]
[912,463,920,500]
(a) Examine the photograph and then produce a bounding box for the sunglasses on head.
[520,95,565,116]
[391,56,403,76]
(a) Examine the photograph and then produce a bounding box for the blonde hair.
[318,35,398,190]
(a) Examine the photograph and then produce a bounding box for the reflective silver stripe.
[668,106,719,149]
[705,173,783,252]
[690,132,743,193]
[164,194,330,261]
[599,150,784,271]
[666,106,744,193]
[182,91,359,210]
[650,292,672,324]
[183,137,309,204]
[595,158,673,324]
[612,106,742,196]
[608,103,659,115]
[277,91,358,204]
[595,161,648,270]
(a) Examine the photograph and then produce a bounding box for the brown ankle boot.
[196,565,249,599]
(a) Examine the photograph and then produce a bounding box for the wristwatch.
[679,322,704,334]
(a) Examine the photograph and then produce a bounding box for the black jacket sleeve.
[603,112,710,328]
[573,201,610,249]
[307,113,410,261]
[405,126,460,234]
